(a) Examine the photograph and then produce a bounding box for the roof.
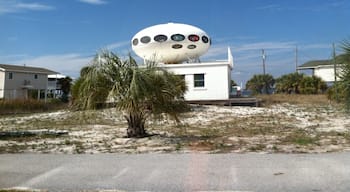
[298,54,350,69]
[0,64,58,74]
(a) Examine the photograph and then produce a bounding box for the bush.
[246,74,275,94]
[276,73,327,94]
[299,75,327,94]
[0,99,66,115]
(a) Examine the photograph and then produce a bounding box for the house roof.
[0,64,58,74]
[298,54,350,69]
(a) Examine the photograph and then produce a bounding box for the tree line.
[245,39,350,112]
[245,72,328,95]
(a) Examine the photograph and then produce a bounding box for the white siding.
[0,71,4,99]
[3,71,48,99]
[163,62,232,101]
[314,66,335,82]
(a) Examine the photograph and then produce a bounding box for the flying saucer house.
[131,23,233,101]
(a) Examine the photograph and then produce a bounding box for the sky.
[1,0,350,87]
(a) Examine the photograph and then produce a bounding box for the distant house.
[48,74,67,98]
[297,54,348,85]
[0,64,57,100]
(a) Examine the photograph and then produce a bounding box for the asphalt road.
[1,152,350,192]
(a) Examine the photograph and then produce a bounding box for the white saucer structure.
[131,23,211,64]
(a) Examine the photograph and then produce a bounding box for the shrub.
[0,99,66,115]
[276,73,327,94]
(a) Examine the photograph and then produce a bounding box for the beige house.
[0,64,57,100]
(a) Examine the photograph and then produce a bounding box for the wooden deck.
[187,97,261,107]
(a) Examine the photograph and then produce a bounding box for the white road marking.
[231,166,239,185]
[196,191,254,192]
[143,169,161,183]
[197,191,254,192]
[113,167,130,179]
[18,166,64,188]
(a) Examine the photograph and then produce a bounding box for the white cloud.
[300,43,331,50]
[16,3,54,10]
[202,41,298,61]
[234,41,296,52]
[0,1,54,14]
[78,0,107,5]
[12,54,92,78]
[202,44,229,60]
[256,4,282,11]
[105,41,130,50]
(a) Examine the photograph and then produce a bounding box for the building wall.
[3,71,48,99]
[0,71,5,99]
[163,62,231,101]
[314,66,335,82]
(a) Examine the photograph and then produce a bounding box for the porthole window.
[172,44,183,49]
[202,36,209,43]
[188,34,200,42]
[154,34,168,42]
[171,34,185,41]
[132,38,138,46]
[187,45,196,49]
[140,36,151,44]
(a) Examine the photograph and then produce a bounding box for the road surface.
[1,153,350,191]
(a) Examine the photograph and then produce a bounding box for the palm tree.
[72,50,188,137]
[340,39,350,112]
[275,72,304,94]
[246,74,275,94]
[299,75,327,94]
[58,76,72,102]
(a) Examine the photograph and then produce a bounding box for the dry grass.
[0,97,350,154]
[0,99,66,115]
[257,94,331,106]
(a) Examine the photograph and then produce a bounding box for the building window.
[187,44,196,49]
[154,34,167,42]
[132,38,138,46]
[171,34,185,41]
[140,36,151,44]
[194,74,205,87]
[202,35,209,43]
[188,34,200,42]
[34,74,38,79]
[9,72,13,79]
[172,44,183,49]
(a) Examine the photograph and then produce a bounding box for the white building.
[297,55,346,85]
[131,23,234,101]
[162,48,233,101]
[0,64,57,100]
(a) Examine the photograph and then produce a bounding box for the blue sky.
[1,0,350,86]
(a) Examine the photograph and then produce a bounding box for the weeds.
[0,99,66,115]
[282,131,318,146]
[0,96,349,153]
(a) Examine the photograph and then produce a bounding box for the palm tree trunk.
[125,113,147,138]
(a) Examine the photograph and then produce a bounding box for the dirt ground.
[1,95,350,154]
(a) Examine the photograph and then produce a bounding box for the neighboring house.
[162,48,233,101]
[297,54,347,85]
[0,64,57,100]
[48,74,67,98]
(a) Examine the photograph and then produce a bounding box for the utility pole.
[333,43,337,83]
[262,49,266,75]
[295,46,298,73]
[333,43,338,101]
